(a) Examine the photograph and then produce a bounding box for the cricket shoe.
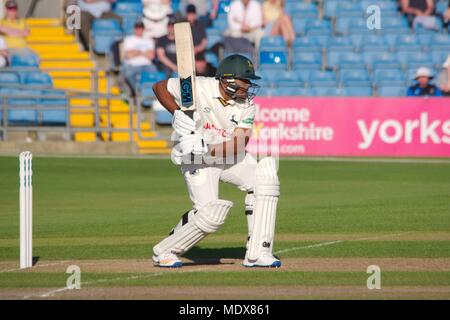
[152,252,183,268]
[243,253,282,268]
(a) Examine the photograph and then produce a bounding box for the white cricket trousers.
[181,153,258,209]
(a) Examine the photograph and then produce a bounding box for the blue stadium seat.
[92,19,123,54]
[323,0,352,19]
[396,51,432,67]
[155,109,173,125]
[327,51,364,70]
[289,2,319,19]
[40,89,68,106]
[207,34,222,50]
[205,52,218,67]
[140,71,166,84]
[372,68,406,86]
[382,16,409,30]
[327,37,354,52]
[295,70,315,83]
[293,18,317,36]
[22,72,53,88]
[311,86,344,96]
[359,35,389,52]
[259,36,287,51]
[305,20,332,36]
[360,0,398,12]
[293,52,322,70]
[335,2,363,18]
[0,88,39,125]
[92,19,121,31]
[377,85,406,97]
[271,87,308,96]
[113,1,143,15]
[259,51,288,70]
[429,34,450,50]
[339,68,371,86]
[343,86,373,96]
[309,71,337,87]
[277,71,304,88]
[293,36,322,52]
[10,53,40,68]
[41,96,67,131]
[258,70,303,88]
[335,17,366,35]
[395,35,422,51]
[212,17,227,31]
[431,50,450,68]
[368,52,399,69]
[0,72,20,85]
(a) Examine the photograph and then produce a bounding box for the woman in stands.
[262,0,295,47]
[0,0,29,49]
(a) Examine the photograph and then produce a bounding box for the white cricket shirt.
[167,77,255,145]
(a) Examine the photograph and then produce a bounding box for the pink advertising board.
[247,97,450,157]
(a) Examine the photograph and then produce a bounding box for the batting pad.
[247,157,280,261]
[153,199,233,256]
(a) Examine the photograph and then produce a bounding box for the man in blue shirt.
[407,67,443,96]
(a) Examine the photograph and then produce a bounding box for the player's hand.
[178,133,208,156]
[172,110,199,136]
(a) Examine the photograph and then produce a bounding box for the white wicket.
[19,151,33,269]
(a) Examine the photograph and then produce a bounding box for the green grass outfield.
[0,156,449,299]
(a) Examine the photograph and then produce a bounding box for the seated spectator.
[142,0,172,39]
[122,21,157,94]
[437,55,450,96]
[195,52,216,77]
[225,0,264,48]
[179,0,219,26]
[185,5,208,58]
[262,0,295,47]
[400,0,440,31]
[155,15,177,77]
[407,67,442,96]
[0,36,8,67]
[0,0,30,49]
[78,0,123,50]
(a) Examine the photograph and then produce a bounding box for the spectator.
[0,0,29,49]
[122,21,157,94]
[78,0,122,50]
[225,0,264,48]
[185,4,208,58]
[407,67,442,96]
[400,0,440,31]
[195,52,216,77]
[179,0,219,26]
[262,0,295,47]
[437,55,450,96]
[155,15,177,77]
[0,36,8,67]
[142,0,172,39]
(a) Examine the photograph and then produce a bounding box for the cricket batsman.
[151,54,281,268]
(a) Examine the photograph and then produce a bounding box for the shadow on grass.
[183,247,246,266]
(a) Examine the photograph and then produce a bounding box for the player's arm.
[152,80,180,114]
[209,127,251,157]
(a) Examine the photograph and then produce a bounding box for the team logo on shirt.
[203,107,211,113]
[230,115,238,125]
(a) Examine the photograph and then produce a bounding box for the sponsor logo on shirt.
[204,122,230,138]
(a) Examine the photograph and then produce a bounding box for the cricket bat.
[174,22,197,117]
